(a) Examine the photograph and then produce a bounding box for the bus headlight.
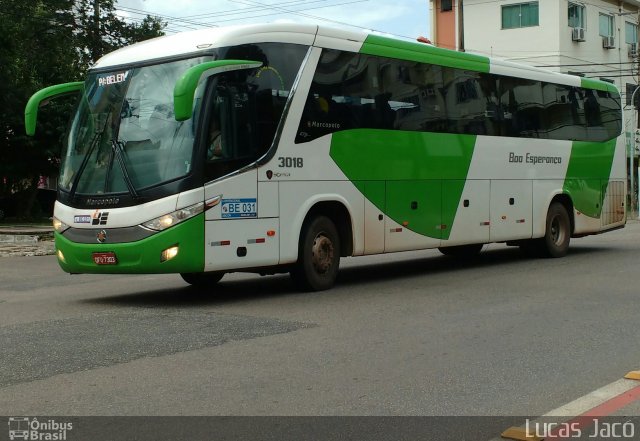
[52,217,69,233]
[142,202,204,231]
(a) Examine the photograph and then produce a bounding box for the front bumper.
[55,214,205,274]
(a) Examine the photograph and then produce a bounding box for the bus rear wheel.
[180,271,224,288]
[542,202,571,257]
[291,216,341,291]
[521,202,571,258]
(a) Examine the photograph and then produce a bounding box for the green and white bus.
[25,23,626,291]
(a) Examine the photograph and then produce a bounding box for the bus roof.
[93,23,324,69]
[92,22,618,95]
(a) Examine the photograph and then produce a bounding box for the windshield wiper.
[111,140,140,200]
[69,116,110,200]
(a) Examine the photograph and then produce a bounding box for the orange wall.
[435,0,456,50]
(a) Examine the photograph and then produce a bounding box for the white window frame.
[599,13,615,38]
[626,21,638,45]
[501,2,540,30]
[568,2,585,29]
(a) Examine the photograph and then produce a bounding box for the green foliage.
[0,0,165,216]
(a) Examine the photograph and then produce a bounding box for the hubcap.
[550,215,564,245]
[311,233,334,275]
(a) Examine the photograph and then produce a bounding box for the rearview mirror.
[25,82,84,136]
[173,60,262,121]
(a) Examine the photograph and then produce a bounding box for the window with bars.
[502,2,539,29]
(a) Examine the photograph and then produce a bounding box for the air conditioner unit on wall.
[603,36,615,49]
[572,27,585,42]
[630,43,638,57]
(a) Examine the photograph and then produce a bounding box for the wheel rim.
[550,214,565,246]
[311,232,334,275]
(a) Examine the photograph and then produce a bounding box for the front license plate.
[221,198,257,218]
[93,252,117,265]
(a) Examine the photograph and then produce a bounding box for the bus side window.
[255,89,277,156]
[374,93,395,129]
[206,119,223,161]
[584,90,602,127]
[296,90,340,142]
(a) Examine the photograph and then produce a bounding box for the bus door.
[203,81,279,271]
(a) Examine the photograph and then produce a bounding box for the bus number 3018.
[278,157,303,168]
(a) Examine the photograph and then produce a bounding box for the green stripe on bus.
[581,77,612,93]
[330,129,476,240]
[361,35,490,73]
[563,139,617,218]
[55,214,205,274]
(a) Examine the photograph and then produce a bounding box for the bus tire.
[522,202,571,258]
[291,215,340,291]
[180,271,224,287]
[438,244,483,258]
[540,202,571,257]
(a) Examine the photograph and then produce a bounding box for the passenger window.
[295,48,621,144]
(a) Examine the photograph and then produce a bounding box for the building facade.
[429,0,640,213]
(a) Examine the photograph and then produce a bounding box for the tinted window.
[295,49,621,144]
[204,43,308,181]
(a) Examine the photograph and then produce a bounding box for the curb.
[0,234,40,244]
[0,241,56,257]
[0,228,56,257]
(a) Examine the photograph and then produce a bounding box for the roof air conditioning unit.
[572,27,585,42]
[630,43,638,57]
[603,36,615,49]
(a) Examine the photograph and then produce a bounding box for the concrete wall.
[463,0,561,59]
[458,0,639,136]
[434,0,457,50]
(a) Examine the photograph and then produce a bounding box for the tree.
[0,0,165,217]
[73,0,166,71]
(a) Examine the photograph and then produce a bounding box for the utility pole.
[457,0,464,52]
[93,0,101,61]
[636,9,640,218]
[631,85,639,217]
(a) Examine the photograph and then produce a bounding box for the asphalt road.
[1,222,639,419]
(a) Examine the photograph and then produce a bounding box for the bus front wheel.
[291,216,341,291]
[180,271,224,288]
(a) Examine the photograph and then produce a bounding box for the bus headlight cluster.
[141,202,204,231]
[52,217,69,233]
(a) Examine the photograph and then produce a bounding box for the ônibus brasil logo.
[8,417,73,440]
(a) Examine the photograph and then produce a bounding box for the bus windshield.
[60,57,208,196]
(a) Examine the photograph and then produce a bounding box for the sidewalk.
[0,224,55,258]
